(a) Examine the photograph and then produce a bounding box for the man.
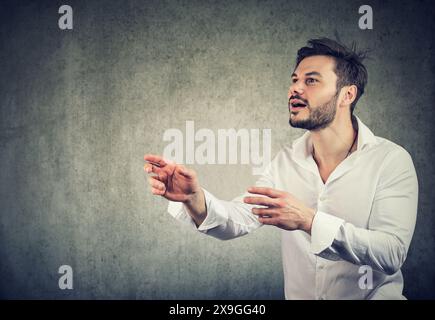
[144,38,418,299]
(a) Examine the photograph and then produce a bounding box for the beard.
[289,91,339,131]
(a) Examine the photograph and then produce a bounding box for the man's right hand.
[144,154,207,226]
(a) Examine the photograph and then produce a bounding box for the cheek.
[306,87,336,105]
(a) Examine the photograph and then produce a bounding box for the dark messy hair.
[296,38,369,114]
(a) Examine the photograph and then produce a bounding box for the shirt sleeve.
[310,148,419,275]
[167,163,275,240]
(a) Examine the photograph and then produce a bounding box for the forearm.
[326,222,407,275]
[184,189,207,227]
[168,188,262,240]
[169,164,275,239]
[311,210,416,276]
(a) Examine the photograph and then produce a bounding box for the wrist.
[184,189,206,214]
[303,208,316,235]
[184,188,203,206]
[184,189,207,227]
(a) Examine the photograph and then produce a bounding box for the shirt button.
[318,265,324,270]
[319,195,326,201]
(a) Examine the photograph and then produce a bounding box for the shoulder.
[369,136,417,180]
[372,136,414,164]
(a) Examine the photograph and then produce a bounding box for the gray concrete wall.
[0,0,434,299]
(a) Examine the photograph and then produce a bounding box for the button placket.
[314,257,323,299]
[317,184,327,206]
[315,260,327,300]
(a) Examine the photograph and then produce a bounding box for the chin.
[289,113,304,122]
[289,115,309,129]
[289,118,302,128]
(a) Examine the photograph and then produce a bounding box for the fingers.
[258,217,280,226]
[247,186,284,198]
[144,163,153,173]
[144,162,168,178]
[251,205,281,226]
[243,196,280,207]
[144,163,162,174]
[151,187,165,195]
[251,207,280,217]
[149,176,165,189]
[148,176,166,195]
[144,154,168,168]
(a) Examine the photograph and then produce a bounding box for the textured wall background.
[1,0,434,299]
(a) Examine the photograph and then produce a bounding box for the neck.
[311,113,357,167]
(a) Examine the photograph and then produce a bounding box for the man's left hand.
[243,187,316,234]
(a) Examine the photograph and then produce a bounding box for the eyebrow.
[291,71,323,78]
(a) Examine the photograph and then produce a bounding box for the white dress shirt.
[168,116,419,300]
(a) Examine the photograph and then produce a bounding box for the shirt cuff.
[310,210,345,255]
[167,188,229,233]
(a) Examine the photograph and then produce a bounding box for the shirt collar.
[291,115,378,162]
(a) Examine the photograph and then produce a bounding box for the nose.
[288,81,304,100]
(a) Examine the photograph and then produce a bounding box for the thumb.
[177,164,195,178]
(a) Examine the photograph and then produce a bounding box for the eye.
[306,78,318,85]
[291,78,298,83]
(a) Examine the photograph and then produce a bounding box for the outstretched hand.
[144,154,201,203]
[243,187,316,234]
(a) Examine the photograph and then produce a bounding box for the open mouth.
[291,102,307,108]
[289,98,308,112]
[289,98,308,109]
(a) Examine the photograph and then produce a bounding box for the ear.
[341,85,358,107]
